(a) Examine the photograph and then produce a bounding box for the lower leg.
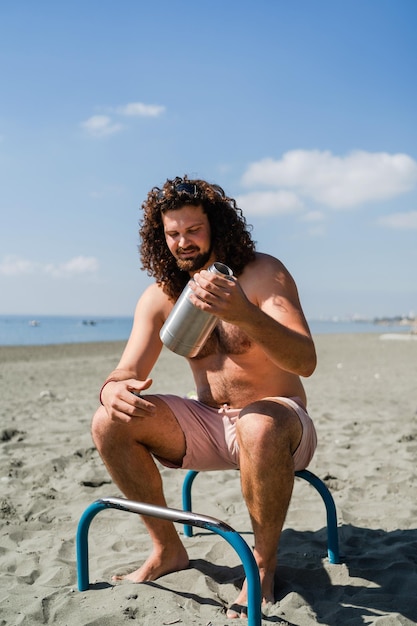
[227,401,301,618]
[91,406,189,581]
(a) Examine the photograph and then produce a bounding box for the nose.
[178,234,192,249]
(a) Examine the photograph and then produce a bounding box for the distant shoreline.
[1,311,416,349]
[1,328,417,356]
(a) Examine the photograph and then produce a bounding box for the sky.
[1,0,416,320]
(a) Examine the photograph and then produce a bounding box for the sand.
[1,333,417,625]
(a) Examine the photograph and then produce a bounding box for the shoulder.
[134,282,172,320]
[243,252,290,280]
[241,253,298,302]
[118,282,171,375]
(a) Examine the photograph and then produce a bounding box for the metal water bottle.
[160,262,233,357]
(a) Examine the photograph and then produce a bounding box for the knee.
[237,400,299,450]
[237,400,276,445]
[91,404,150,454]
[91,405,114,451]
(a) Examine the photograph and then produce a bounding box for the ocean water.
[0,315,134,347]
[0,314,411,347]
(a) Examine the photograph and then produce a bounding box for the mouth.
[178,248,198,258]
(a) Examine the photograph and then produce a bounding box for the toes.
[226,602,248,619]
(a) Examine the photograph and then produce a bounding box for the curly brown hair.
[139,175,256,300]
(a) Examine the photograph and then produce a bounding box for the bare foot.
[226,568,275,619]
[112,545,189,583]
[226,602,248,619]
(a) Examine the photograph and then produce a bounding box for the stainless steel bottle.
[160,262,233,357]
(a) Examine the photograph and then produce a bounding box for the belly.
[190,348,307,408]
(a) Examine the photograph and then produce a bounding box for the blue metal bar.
[76,500,109,592]
[182,469,340,564]
[182,469,199,537]
[295,469,340,564]
[76,497,262,626]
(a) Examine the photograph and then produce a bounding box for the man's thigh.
[150,394,239,471]
[137,394,187,466]
[263,397,317,470]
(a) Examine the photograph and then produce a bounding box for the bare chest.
[190,320,253,360]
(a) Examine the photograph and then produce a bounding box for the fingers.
[190,271,247,325]
[110,395,156,423]
[123,387,156,414]
[191,271,234,301]
[197,269,235,288]
[127,377,153,396]
[106,379,156,422]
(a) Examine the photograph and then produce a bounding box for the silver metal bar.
[99,496,234,532]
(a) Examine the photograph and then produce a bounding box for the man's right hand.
[101,378,156,423]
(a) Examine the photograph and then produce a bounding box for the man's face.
[162,204,213,273]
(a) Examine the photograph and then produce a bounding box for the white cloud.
[235,190,304,216]
[241,150,417,209]
[306,224,326,237]
[297,211,326,236]
[0,255,99,277]
[81,101,165,138]
[300,210,325,222]
[378,210,417,230]
[81,115,123,137]
[45,256,100,277]
[116,102,165,117]
[0,255,35,276]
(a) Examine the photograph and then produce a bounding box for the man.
[92,175,317,619]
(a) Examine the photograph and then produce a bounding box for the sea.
[0,314,411,347]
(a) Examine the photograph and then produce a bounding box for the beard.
[176,248,212,273]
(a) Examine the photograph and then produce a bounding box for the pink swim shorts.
[152,395,317,472]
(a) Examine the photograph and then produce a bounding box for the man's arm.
[233,298,316,377]
[100,283,169,421]
[190,253,316,377]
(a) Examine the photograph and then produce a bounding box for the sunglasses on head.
[157,181,199,200]
[174,182,198,196]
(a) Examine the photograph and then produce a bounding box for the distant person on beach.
[92,175,317,619]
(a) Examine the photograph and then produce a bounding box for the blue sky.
[1,0,416,320]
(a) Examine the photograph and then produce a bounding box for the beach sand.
[1,334,417,625]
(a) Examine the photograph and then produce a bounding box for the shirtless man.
[92,176,317,619]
